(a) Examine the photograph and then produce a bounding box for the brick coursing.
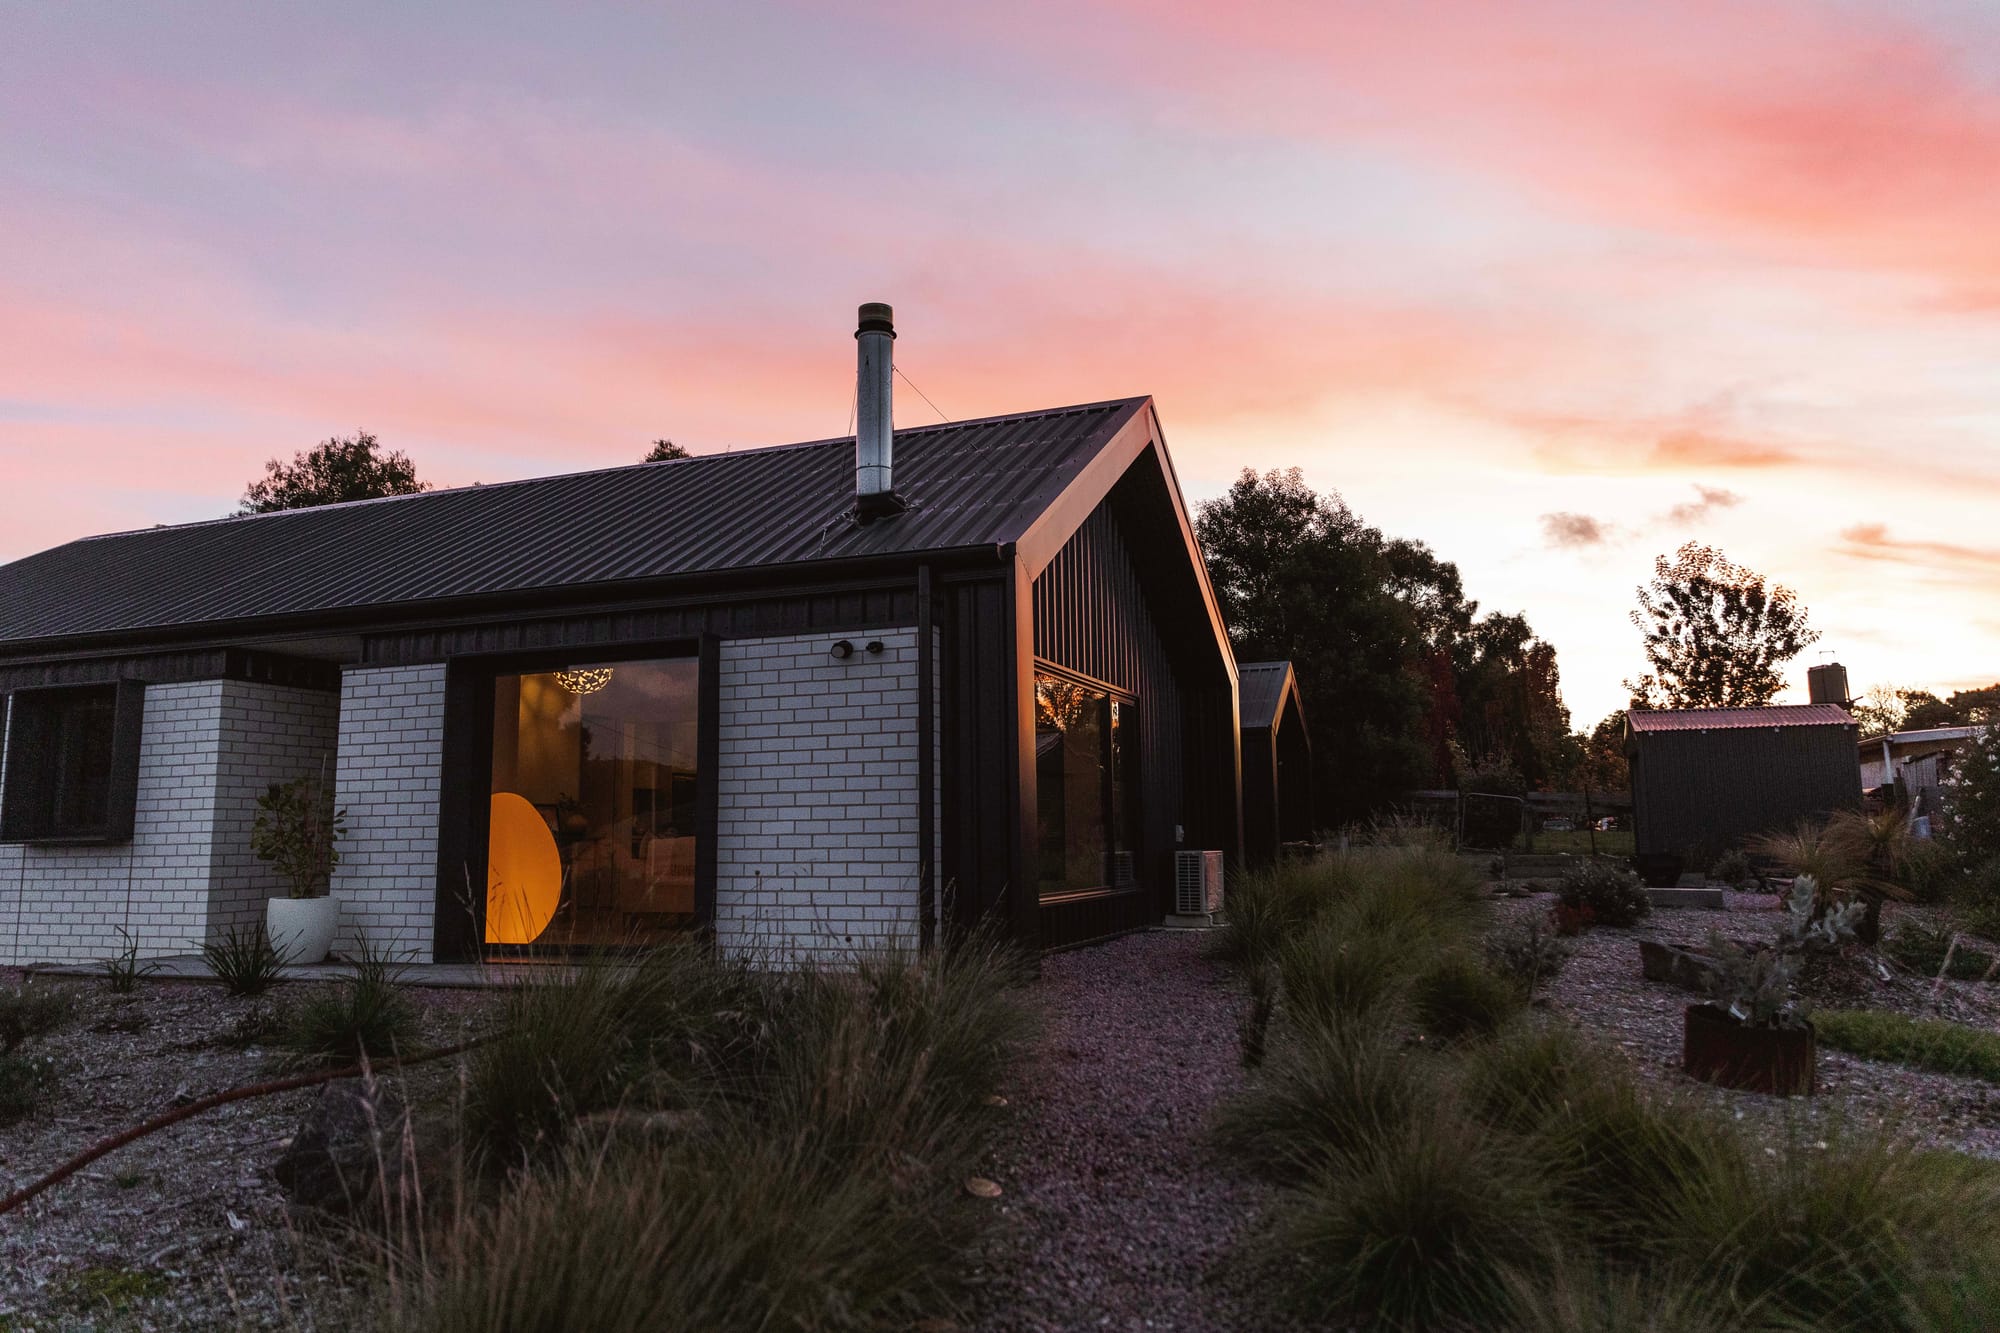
[327,664,445,963]
[714,629,939,963]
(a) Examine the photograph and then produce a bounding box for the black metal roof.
[0,398,1147,648]
[1238,661,1293,730]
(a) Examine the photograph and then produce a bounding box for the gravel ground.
[963,931,1304,1333]
[1493,891,2000,1153]
[0,969,487,1332]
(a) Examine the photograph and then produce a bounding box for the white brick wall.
[0,679,346,967]
[207,681,342,936]
[714,629,939,963]
[0,682,225,965]
[328,664,445,963]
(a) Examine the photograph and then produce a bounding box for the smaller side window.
[0,681,146,844]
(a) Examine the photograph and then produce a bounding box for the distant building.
[1860,725,1980,819]
[1237,661,1312,865]
[1624,703,1861,874]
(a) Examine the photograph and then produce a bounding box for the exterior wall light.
[865,640,884,655]
[830,640,854,659]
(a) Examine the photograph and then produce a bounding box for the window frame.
[0,680,147,845]
[434,636,718,962]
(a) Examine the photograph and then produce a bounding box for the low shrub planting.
[102,932,159,994]
[1812,1009,2000,1083]
[1411,952,1521,1043]
[379,934,1033,1331]
[1555,860,1651,929]
[0,983,74,1053]
[1219,842,2000,1330]
[1276,917,1413,1031]
[1216,1016,1427,1178]
[0,1049,59,1125]
[275,943,419,1068]
[201,924,285,997]
[1483,918,1572,999]
[1883,922,1997,981]
[1274,1106,1556,1329]
[1708,848,1755,889]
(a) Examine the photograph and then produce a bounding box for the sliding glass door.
[485,656,700,949]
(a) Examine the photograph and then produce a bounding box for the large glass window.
[1035,674,1140,897]
[486,658,699,948]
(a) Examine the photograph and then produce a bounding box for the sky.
[4,0,2000,725]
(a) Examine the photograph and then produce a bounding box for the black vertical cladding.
[939,574,1020,937]
[1030,503,1185,923]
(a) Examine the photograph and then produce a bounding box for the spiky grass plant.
[200,923,285,997]
[1216,1015,1426,1179]
[1410,951,1522,1044]
[1273,1105,1559,1331]
[275,938,420,1068]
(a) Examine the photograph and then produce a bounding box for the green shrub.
[1812,1009,2000,1083]
[1484,918,1572,998]
[1948,857,2000,943]
[0,1049,59,1124]
[1556,860,1651,929]
[1217,1016,1427,1178]
[385,937,1031,1332]
[1939,724,2000,868]
[201,923,284,997]
[1884,922,1996,981]
[0,983,74,1053]
[1273,1107,1556,1330]
[1708,849,1755,889]
[275,942,419,1068]
[1411,952,1522,1043]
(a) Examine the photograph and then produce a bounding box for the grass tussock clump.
[0,983,74,1053]
[380,933,1033,1332]
[1278,1106,1557,1330]
[1813,1009,2000,1083]
[1410,952,1522,1044]
[1216,1016,1427,1179]
[274,943,420,1068]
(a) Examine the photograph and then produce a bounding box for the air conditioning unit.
[1174,850,1224,916]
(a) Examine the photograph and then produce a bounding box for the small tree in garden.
[1942,726,2000,869]
[251,774,346,898]
[1624,542,1817,709]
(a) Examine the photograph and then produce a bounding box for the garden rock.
[272,1076,412,1215]
[1640,940,1724,993]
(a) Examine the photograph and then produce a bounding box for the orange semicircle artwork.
[487,792,561,944]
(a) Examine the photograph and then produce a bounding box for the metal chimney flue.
[854,302,906,522]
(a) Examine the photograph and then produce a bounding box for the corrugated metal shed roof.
[0,398,1146,646]
[1628,703,1855,733]
[1238,661,1292,730]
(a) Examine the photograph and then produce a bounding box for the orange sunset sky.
[4,1,1999,724]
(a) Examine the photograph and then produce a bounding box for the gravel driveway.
[963,930,1301,1333]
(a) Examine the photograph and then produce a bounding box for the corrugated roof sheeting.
[1237,661,1290,730]
[0,399,1143,644]
[1627,703,1855,733]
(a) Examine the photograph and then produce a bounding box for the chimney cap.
[856,302,895,338]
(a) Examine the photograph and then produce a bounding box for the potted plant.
[253,772,346,964]
[1683,931,1815,1095]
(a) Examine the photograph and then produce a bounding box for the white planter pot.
[266,896,340,965]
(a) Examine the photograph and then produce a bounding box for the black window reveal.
[0,681,146,844]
